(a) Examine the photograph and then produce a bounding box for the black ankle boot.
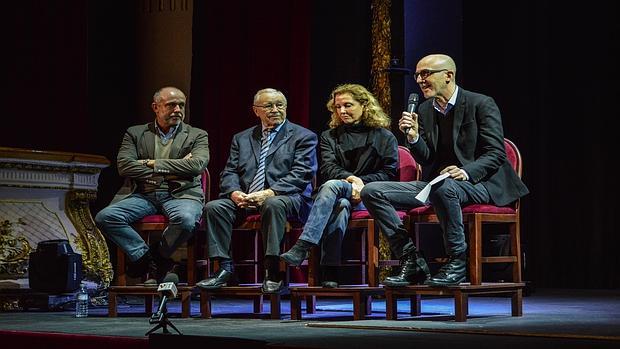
[425,252,467,287]
[383,251,430,287]
[280,239,314,267]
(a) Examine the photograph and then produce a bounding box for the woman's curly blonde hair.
[325,83,391,129]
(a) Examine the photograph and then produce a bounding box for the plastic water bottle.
[75,283,89,318]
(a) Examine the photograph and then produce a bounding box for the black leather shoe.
[197,269,233,289]
[321,280,339,288]
[425,253,467,287]
[280,240,314,267]
[261,279,286,294]
[320,266,339,288]
[382,251,430,287]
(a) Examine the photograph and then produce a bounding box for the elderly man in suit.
[197,88,317,294]
[95,86,209,285]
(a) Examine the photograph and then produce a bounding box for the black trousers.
[205,195,300,259]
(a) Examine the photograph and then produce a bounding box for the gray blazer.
[113,122,210,204]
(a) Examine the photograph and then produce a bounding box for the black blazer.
[409,88,528,206]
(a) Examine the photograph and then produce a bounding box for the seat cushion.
[137,215,168,223]
[244,214,262,223]
[243,214,303,223]
[350,210,407,220]
[462,204,516,214]
[408,205,516,215]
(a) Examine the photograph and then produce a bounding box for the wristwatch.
[141,159,149,166]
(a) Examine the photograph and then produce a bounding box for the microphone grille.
[162,272,179,285]
[408,93,419,104]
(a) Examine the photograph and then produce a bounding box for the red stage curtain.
[191,0,312,198]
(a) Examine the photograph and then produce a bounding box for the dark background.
[4,0,618,289]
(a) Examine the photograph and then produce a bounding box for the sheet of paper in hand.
[414,172,451,203]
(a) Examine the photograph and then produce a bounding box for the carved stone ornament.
[0,147,112,289]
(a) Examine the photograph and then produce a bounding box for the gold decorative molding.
[371,0,392,116]
[0,297,20,311]
[371,0,393,281]
[65,191,113,288]
[0,219,32,278]
[0,147,111,289]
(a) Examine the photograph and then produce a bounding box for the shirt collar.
[433,85,459,115]
[262,119,286,134]
[155,122,180,144]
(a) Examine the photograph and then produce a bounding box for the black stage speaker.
[28,239,83,293]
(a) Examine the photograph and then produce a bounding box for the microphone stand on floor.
[145,303,182,336]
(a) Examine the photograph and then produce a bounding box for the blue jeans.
[298,179,364,265]
[361,178,489,257]
[95,191,203,262]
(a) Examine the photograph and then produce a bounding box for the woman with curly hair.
[280,83,398,287]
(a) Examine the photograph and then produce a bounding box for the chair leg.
[187,237,196,285]
[307,246,320,286]
[360,226,367,285]
[117,246,127,286]
[510,221,523,282]
[468,215,483,285]
[511,288,523,316]
[366,220,378,287]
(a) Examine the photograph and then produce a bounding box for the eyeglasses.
[254,103,286,110]
[413,69,448,80]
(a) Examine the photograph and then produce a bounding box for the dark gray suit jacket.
[409,88,528,206]
[219,120,318,215]
[113,121,210,204]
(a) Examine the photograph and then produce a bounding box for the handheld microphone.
[150,273,179,324]
[404,93,419,135]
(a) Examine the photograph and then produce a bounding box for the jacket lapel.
[424,108,439,151]
[143,122,157,158]
[169,123,187,159]
[266,122,291,158]
[451,91,466,149]
[251,126,263,164]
